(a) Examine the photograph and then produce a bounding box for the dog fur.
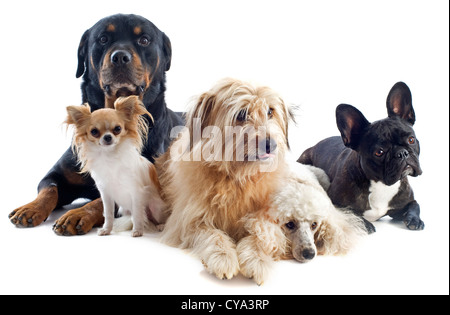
[238,162,367,285]
[157,78,294,280]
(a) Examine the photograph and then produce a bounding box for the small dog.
[298,82,423,232]
[157,78,294,280]
[238,162,366,285]
[66,95,166,237]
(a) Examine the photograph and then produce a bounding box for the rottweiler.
[9,14,183,235]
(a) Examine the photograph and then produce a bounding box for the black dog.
[298,82,423,233]
[9,14,183,235]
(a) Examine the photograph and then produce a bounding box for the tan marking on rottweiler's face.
[107,24,116,32]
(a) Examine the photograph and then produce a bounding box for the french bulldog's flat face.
[336,82,422,186]
[358,116,422,186]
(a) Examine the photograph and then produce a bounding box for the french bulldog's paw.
[404,216,425,230]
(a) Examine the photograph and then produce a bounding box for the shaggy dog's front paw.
[202,249,240,280]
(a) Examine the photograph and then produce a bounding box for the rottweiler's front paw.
[9,203,48,227]
[53,199,104,236]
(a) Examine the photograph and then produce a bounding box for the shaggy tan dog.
[157,78,293,280]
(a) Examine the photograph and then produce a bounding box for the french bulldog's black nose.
[302,248,315,260]
[111,50,132,66]
[396,149,409,159]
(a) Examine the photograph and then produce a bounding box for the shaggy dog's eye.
[311,222,318,230]
[268,108,274,118]
[285,221,296,230]
[113,126,122,135]
[90,128,100,138]
[236,109,247,122]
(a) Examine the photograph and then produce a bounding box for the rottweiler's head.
[76,14,172,109]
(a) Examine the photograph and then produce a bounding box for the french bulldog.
[298,82,423,233]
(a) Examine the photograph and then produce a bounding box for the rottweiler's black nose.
[111,50,132,66]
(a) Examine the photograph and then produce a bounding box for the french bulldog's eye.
[285,221,296,230]
[408,136,415,145]
[311,222,318,230]
[374,149,384,157]
[90,128,100,138]
[236,109,248,122]
[113,126,122,135]
[268,108,274,118]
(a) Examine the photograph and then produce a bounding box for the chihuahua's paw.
[97,228,112,236]
[132,229,144,237]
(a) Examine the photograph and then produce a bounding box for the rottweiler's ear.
[162,32,172,71]
[76,29,90,78]
[336,104,371,150]
[386,82,415,125]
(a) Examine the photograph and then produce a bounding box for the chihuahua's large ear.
[336,104,371,150]
[386,82,415,125]
[76,29,90,78]
[115,96,153,122]
[66,104,92,126]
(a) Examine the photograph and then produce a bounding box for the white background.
[0,0,448,295]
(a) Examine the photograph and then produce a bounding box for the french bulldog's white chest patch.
[364,180,401,222]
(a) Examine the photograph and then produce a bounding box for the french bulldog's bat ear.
[386,82,415,125]
[336,104,370,150]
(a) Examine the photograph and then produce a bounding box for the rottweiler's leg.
[9,148,100,228]
[53,198,104,236]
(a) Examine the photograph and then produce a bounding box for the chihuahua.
[66,95,166,237]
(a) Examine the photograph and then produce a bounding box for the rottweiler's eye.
[374,149,384,157]
[268,108,274,118]
[311,222,318,230]
[99,35,109,45]
[138,35,151,47]
[285,221,296,230]
[236,109,247,122]
[408,136,415,145]
[90,128,100,138]
[113,126,122,135]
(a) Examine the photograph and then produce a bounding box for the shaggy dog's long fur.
[238,162,367,285]
[157,78,294,280]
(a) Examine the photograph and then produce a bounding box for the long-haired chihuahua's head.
[66,96,152,170]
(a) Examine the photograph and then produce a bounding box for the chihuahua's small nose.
[103,134,113,144]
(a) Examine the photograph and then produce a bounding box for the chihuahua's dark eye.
[374,149,384,157]
[113,126,122,135]
[408,136,415,145]
[99,35,109,45]
[138,35,150,47]
[90,128,100,138]
[285,221,296,230]
[268,108,274,118]
[237,109,247,122]
[311,222,318,230]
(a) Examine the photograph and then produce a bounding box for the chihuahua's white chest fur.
[85,139,165,236]
[364,180,401,222]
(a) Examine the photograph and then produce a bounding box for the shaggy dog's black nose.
[302,248,315,260]
[265,138,277,154]
[111,50,132,66]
